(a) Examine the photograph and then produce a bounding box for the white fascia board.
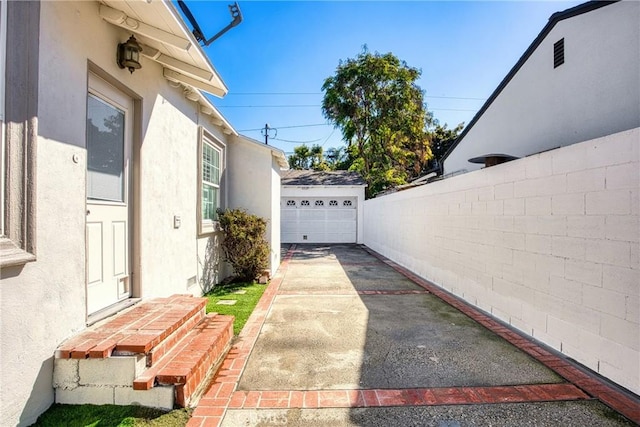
[164,68,226,98]
[140,43,213,81]
[100,3,228,97]
[99,4,191,50]
[179,85,237,136]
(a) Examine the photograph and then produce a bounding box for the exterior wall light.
[117,35,142,73]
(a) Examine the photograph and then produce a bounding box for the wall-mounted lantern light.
[117,35,142,74]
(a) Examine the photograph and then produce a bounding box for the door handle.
[86,210,91,215]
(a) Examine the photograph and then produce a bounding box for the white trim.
[198,128,225,236]
[163,68,226,98]
[139,44,213,81]
[99,4,191,50]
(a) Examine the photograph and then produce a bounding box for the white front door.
[86,74,133,315]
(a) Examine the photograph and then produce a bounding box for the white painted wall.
[0,2,234,425]
[365,129,639,394]
[227,136,285,275]
[281,186,366,244]
[445,1,640,175]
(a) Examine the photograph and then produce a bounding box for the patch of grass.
[204,282,267,335]
[31,404,191,427]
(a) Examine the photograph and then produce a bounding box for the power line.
[225,92,486,101]
[320,128,336,147]
[239,123,330,132]
[221,105,478,112]
[272,137,324,144]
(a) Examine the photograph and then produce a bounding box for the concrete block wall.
[363,128,639,394]
[52,357,174,409]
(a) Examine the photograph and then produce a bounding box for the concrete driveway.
[189,244,639,426]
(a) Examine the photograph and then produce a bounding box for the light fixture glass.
[117,35,142,74]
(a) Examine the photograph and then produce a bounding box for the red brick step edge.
[134,314,235,407]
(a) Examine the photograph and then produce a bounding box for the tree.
[324,146,353,170]
[425,113,464,173]
[322,48,432,197]
[287,144,328,170]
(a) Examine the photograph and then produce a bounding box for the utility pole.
[261,123,277,145]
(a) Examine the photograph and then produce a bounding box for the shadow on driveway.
[221,244,635,426]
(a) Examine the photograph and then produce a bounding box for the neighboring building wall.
[281,186,366,244]
[364,129,639,394]
[445,1,639,175]
[0,2,230,425]
[227,137,284,275]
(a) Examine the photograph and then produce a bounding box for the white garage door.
[281,197,357,243]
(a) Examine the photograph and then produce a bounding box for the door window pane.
[87,94,125,201]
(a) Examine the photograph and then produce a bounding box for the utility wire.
[320,128,336,147]
[239,123,330,132]
[225,92,486,101]
[272,137,324,144]
[221,105,478,112]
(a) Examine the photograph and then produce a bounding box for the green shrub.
[217,208,269,282]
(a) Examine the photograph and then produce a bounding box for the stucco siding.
[365,128,640,394]
[227,137,284,274]
[0,2,232,425]
[445,1,640,175]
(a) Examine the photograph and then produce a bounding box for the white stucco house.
[281,170,366,244]
[443,0,639,175]
[0,1,286,425]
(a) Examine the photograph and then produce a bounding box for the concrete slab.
[238,295,367,390]
[216,300,237,305]
[241,245,560,393]
[239,290,560,391]
[221,401,634,426]
[201,245,640,426]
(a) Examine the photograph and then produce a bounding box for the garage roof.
[282,170,366,186]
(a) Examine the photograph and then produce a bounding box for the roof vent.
[554,38,565,68]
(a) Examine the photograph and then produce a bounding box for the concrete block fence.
[363,128,639,394]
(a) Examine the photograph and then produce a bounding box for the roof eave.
[441,0,618,164]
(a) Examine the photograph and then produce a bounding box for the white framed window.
[0,0,38,267]
[198,128,225,235]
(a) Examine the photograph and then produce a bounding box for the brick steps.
[134,313,234,406]
[53,295,234,409]
[56,295,206,359]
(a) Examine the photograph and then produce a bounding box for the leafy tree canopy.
[287,144,328,170]
[322,47,433,197]
[425,112,464,172]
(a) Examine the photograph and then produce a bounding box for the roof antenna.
[178,1,243,46]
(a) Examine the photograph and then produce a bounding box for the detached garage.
[281,170,367,244]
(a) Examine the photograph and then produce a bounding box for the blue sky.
[179,1,583,156]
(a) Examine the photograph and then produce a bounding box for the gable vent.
[554,38,565,68]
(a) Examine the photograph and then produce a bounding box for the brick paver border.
[187,245,640,427]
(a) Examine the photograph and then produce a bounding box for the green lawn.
[31,405,191,427]
[32,282,268,426]
[204,282,267,335]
